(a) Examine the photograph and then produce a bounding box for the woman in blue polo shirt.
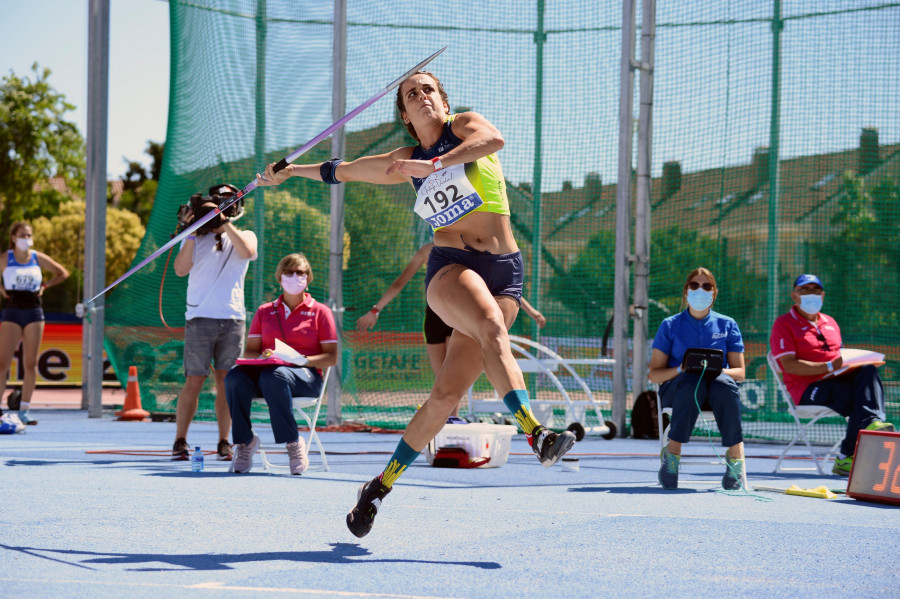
[648,267,746,490]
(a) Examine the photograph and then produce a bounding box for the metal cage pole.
[631,0,656,399]
[327,0,347,425]
[766,0,783,337]
[82,0,109,417]
[253,0,267,309]
[530,0,545,339]
[613,0,637,436]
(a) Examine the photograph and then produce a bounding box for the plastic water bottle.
[191,446,204,472]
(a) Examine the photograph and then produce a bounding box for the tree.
[0,64,85,235]
[118,141,164,226]
[31,201,145,313]
[146,141,164,182]
[548,225,762,337]
[810,173,900,338]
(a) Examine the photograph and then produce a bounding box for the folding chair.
[466,335,616,439]
[767,352,842,475]
[231,367,331,473]
[655,380,749,489]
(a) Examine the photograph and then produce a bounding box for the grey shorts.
[183,317,245,377]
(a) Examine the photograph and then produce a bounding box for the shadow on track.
[0,543,502,571]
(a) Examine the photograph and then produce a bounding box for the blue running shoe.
[658,447,680,489]
[722,457,744,490]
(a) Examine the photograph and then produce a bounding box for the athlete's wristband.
[430,156,443,171]
[826,361,834,373]
[187,235,196,241]
[370,306,380,316]
[320,158,343,184]
[676,365,683,374]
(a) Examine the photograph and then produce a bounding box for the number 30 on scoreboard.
[847,430,900,506]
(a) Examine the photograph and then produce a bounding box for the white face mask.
[799,293,823,315]
[15,237,33,252]
[686,288,714,312]
[281,273,308,296]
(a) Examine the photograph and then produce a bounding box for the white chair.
[656,392,728,464]
[233,367,331,473]
[466,335,616,439]
[767,352,843,475]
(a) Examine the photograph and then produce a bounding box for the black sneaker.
[217,439,234,461]
[346,477,392,538]
[7,389,22,411]
[531,426,576,467]
[172,437,190,461]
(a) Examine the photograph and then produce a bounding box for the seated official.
[226,253,337,475]
[648,267,746,491]
[770,274,894,476]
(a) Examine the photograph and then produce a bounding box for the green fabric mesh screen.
[104,0,900,440]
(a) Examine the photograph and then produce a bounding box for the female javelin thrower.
[257,71,575,537]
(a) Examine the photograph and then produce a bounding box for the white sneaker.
[0,413,25,434]
[286,438,309,475]
[232,435,260,473]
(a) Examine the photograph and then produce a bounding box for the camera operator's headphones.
[207,183,244,221]
[176,183,245,234]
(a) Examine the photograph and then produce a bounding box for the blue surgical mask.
[686,289,714,312]
[799,294,823,315]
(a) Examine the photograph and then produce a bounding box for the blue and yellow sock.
[379,438,420,488]
[502,389,542,441]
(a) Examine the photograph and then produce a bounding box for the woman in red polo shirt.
[225,253,338,475]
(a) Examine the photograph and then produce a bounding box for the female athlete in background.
[0,221,69,425]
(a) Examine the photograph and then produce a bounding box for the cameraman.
[171,184,258,461]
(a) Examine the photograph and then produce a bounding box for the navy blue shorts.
[1,307,44,328]
[423,305,453,345]
[424,246,523,301]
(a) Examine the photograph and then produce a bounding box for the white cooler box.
[425,423,518,468]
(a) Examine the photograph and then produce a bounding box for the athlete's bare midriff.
[432,212,518,254]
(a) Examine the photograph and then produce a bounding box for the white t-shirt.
[184,230,257,320]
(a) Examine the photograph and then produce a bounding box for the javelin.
[87,46,447,305]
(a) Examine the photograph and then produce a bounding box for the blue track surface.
[1,411,897,598]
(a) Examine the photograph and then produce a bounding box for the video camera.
[176,183,244,234]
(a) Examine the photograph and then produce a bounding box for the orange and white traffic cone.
[117,365,150,421]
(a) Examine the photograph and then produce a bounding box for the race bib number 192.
[413,163,483,229]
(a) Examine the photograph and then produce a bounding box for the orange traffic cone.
[117,365,150,421]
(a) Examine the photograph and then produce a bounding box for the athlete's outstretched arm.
[257,146,413,188]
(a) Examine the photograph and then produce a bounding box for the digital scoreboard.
[846,430,900,506]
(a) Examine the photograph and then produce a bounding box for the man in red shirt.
[770,274,894,476]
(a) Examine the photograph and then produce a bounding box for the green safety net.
[104,0,900,442]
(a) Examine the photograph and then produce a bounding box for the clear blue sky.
[2,0,169,180]
[2,1,897,190]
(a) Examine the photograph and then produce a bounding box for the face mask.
[15,238,33,252]
[281,273,308,296]
[686,288,714,312]
[799,293,823,315]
